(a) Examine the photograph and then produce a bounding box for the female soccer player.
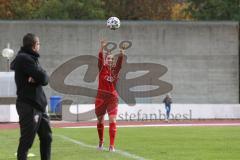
[95,40,124,152]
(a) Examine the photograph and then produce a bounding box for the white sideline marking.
[55,134,147,160]
[62,123,240,129]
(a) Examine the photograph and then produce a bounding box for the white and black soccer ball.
[107,17,120,30]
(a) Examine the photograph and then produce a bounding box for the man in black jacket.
[11,33,52,160]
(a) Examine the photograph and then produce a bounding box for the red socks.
[97,123,104,144]
[97,122,117,147]
[109,122,117,147]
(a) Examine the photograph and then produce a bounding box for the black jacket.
[10,47,49,112]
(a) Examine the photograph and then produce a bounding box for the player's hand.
[100,39,107,49]
[121,42,128,50]
[28,77,35,83]
[120,49,125,55]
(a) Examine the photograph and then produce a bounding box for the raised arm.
[98,51,103,70]
[98,40,106,70]
[115,49,124,74]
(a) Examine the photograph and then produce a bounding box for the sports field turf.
[0,126,239,160]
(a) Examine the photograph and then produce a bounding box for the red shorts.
[95,96,118,117]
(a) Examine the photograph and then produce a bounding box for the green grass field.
[0,126,240,160]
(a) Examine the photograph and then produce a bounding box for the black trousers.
[16,101,52,160]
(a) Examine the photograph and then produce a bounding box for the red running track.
[1,119,240,130]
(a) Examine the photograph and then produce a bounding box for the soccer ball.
[107,17,120,30]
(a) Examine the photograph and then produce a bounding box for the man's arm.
[163,98,166,103]
[20,55,49,86]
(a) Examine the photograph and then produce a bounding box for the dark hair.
[23,33,38,49]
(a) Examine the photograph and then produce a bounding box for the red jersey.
[97,51,123,97]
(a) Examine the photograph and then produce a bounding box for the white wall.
[0,105,18,122]
[0,72,16,96]
[1,104,240,122]
[65,104,240,121]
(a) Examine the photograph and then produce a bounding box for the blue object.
[50,96,62,113]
